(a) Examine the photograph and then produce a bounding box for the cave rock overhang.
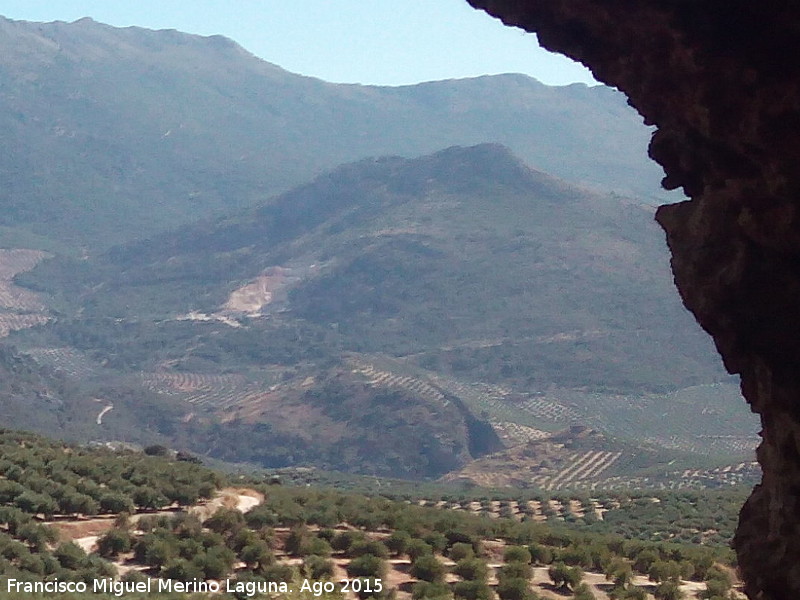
[465,2,800,599]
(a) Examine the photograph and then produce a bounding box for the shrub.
[347,554,387,579]
[100,493,135,514]
[453,580,494,600]
[240,541,273,570]
[605,559,632,588]
[331,530,366,553]
[206,508,246,535]
[410,555,446,583]
[504,546,532,564]
[572,583,596,600]
[498,562,532,582]
[609,586,647,600]
[97,529,133,558]
[144,445,170,457]
[258,563,295,580]
[452,558,489,582]
[413,581,452,600]
[548,562,582,591]
[17,523,57,552]
[132,487,168,510]
[496,578,536,600]
[654,580,684,600]
[285,525,312,556]
[162,557,204,581]
[349,539,389,559]
[407,539,434,562]
[649,560,683,584]
[53,541,87,570]
[449,542,475,562]
[197,545,236,579]
[527,543,553,565]
[424,532,448,553]
[386,530,412,556]
[304,555,335,580]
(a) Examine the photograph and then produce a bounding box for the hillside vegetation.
[0,16,669,251]
[0,17,757,485]
[0,428,746,600]
[11,144,757,477]
[0,429,220,591]
[24,145,723,392]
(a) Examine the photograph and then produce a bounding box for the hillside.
[11,144,758,477]
[441,426,759,491]
[24,144,729,391]
[0,16,669,251]
[0,428,746,600]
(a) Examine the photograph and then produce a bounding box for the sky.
[0,0,597,87]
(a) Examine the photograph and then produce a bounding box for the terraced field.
[348,353,758,465]
[442,420,761,492]
[492,422,551,445]
[0,248,50,279]
[348,356,577,433]
[418,496,624,524]
[349,358,451,411]
[567,460,753,492]
[443,443,626,492]
[140,371,259,410]
[0,312,49,337]
[0,248,51,337]
[534,384,759,458]
[545,450,623,490]
[23,346,99,378]
[52,489,741,600]
[590,461,762,491]
[418,486,746,532]
[425,373,569,428]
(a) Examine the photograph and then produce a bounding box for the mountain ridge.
[0,16,669,251]
[0,16,756,480]
[5,143,757,477]
[20,143,730,392]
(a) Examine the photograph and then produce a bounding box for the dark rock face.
[467,1,800,597]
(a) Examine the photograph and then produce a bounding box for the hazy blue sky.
[0,0,596,86]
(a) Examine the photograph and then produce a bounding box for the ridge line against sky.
[0,0,597,87]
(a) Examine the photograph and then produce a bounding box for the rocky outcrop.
[467,1,800,597]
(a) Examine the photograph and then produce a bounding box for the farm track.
[55,487,264,562]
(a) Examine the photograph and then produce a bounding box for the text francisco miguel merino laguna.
[5,577,323,597]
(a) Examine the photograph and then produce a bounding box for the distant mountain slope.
[11,144,758,475]
[25,144,728,394]
[441,426,760,491]
[0,344,182,447]
[0,16,668,250]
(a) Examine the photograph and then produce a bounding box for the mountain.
[24,144,725,392]
[12,144,757,476]
[0,343,184,448]
[0,16,756,478]
[0,16,669,251]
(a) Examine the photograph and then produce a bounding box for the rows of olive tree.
[0,430,221,519]
[91,483,740,599]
